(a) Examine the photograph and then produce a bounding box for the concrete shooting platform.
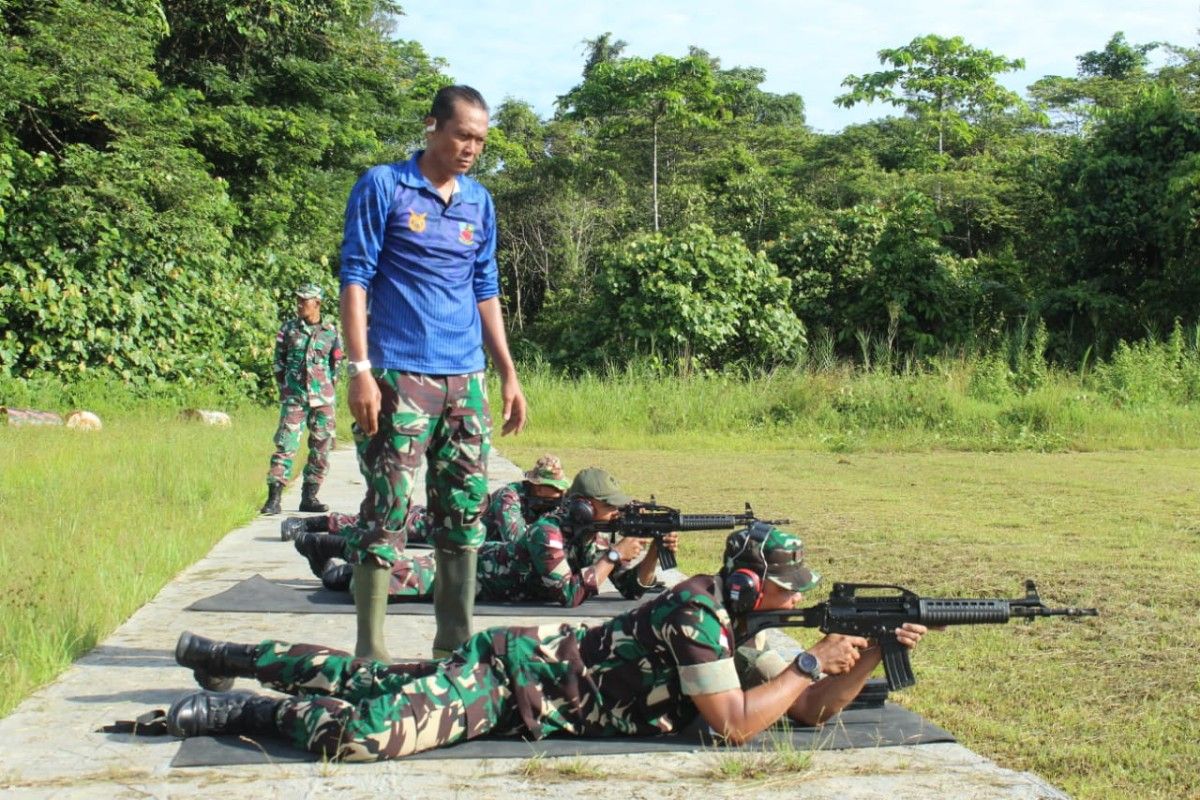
[0,446,1071,799]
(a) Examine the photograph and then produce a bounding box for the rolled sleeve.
[339,166,395,291]
[471,192,500,302]
[679,658,741,696]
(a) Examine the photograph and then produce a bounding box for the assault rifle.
[593,498,790,570]
[739,579,1098,690]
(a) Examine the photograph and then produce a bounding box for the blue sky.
[395,0,1200,132]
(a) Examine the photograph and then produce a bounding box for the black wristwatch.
[794,650,822,681]
[604,548,622,565]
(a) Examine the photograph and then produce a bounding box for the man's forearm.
[340,285,370,362]
[786,646,882,725]
[695,665,814,745]
[478,297,516,378]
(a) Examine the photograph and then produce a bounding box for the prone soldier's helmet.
[721,523,820,614]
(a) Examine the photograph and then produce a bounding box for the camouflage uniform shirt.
[482,481,558,543]
[476,509,649,606]
[274,318,343,406]
[492,573,739,738]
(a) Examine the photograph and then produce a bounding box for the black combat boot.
[175,631,262,692]
[299,482,328,512]
[321,560,353,591]
[167,691,280,738]
[279,517,305,541]
[260,483,282,515]
[294,532,348,578]
[279,515,329,541]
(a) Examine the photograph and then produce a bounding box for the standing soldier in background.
[339,85,527,662]
[261,284,343,516]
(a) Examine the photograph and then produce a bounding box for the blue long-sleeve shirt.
[339,152,500,374]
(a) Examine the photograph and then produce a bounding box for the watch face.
[796,652,820,677]
[606,549,621,563]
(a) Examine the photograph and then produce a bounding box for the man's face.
[758,579,803,611]
[425,101,489,176]
[590,497,620,523]
[296,298,321,323]
[528,483,564,502]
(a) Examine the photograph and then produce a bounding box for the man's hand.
[349,372,381,436]
[500,374,527,436]
[894,622,933,648]
[807,633,871,676]
[612,536,645,562]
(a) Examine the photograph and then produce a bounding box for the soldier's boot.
[431,546,478,658]
[175,631,263,692]
[298,482,328,513]
[279,517,306,541]
[280,515,330,541]
[260,483,282,515]
[167,691,280,739]
[294,532,347,578]
[352,562,392,662]
[322,560,352,591]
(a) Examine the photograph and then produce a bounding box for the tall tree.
[836,35,1026,159]
[558,53,723,231]
[581,31,627,78]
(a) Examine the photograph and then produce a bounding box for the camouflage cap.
[295,283,323,300]
[524,454,570,491]
[568,467,632,507]
[723,523,820,592]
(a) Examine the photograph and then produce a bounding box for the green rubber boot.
[352,562,391,662]
[431,545,478,658]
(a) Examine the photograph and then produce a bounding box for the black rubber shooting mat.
[169,703,954,767]
[186,574,647,617]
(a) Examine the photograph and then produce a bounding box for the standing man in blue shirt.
[338,85,527,661]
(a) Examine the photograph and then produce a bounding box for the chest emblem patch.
[458,222,475,245]
[408,209,427,233]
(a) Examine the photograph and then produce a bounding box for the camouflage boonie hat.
[723,523,820,592]
[568,468,632,507]
[524,454,569,491]
[295,283,323,300]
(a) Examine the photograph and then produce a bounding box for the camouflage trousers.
[343,371,491,566]
[267,402,335,487]
[327,504,431,546]
[255,635,520,761]
[329,552,437,601]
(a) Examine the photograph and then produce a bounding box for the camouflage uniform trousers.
[254,634,521,761]
[327,504,431,545]
[343,371,491,566]
[267,402,335,487]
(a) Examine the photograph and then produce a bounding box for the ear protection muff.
[563,495,595,532]
[725,568,763,614]
[724,523,772,614]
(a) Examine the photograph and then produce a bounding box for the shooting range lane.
[0,445,1076,799]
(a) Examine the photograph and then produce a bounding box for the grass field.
[0,406,282,717]
[2,361,1198,799]
[499,442,1199,800]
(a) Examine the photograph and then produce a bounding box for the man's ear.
[424,119,437,133]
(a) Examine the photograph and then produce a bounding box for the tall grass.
[502,327,1200,453]
[0,391,282,717]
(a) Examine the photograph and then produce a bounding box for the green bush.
[1091,321,1200,406]
[591,224,806,370]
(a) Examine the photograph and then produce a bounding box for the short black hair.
[428,85,489,126]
